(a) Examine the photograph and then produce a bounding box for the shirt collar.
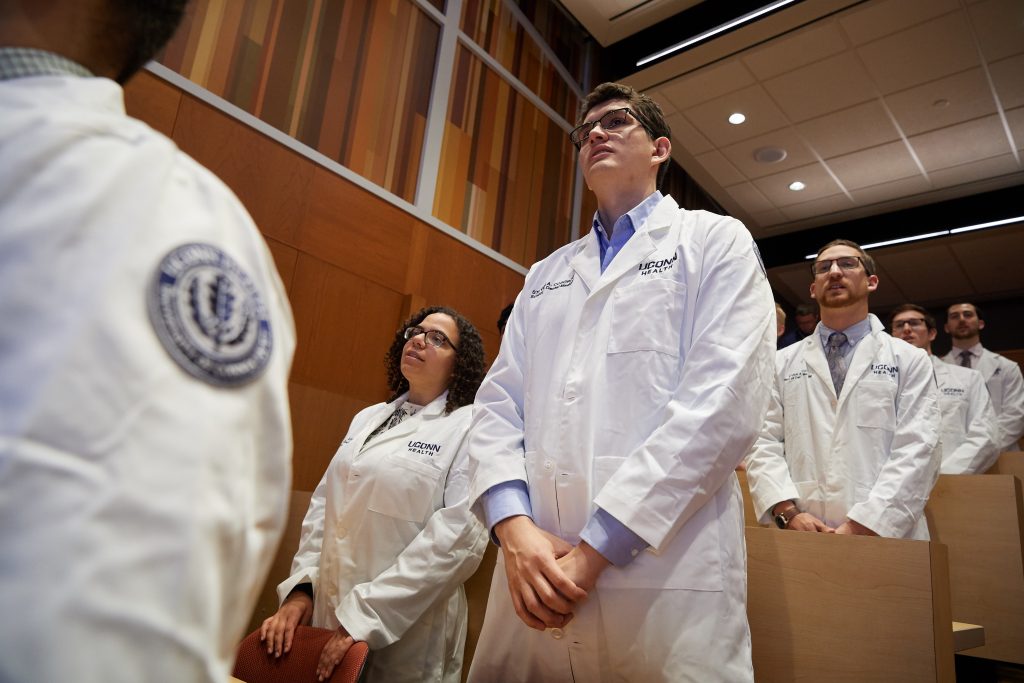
[817,316,873,348]
[956,343,982,358]
[593,190,663,250]
[0,48,93,81]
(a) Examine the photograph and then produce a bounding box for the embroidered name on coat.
[530,271,575,298]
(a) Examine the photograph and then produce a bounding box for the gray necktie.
[959,350,972,368]
[365,404,415,444]
[826,332,848,396]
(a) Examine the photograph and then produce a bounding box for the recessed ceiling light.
[754,146,787,163]
[789,181,806,191]
[728,112,746,125]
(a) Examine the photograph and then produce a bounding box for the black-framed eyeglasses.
[404,326,457,350]
[892,318,927,330]
[811,256,866,276]
[569,107,647,149]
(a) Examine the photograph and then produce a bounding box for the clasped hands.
[785,510,877,536]
[493,515,610,631]
[259,590,356,681]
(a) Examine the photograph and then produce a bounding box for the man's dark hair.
[108,0,190,84]
[578,82,672,188]
[497,302,514,334]
[890,303,935,331]
[815,239,876,276]
[946,302,985,322]
[385,306,485,414]
[794,303,819,317]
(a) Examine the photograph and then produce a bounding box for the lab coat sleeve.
[941,372,999,474]
[995,361,1024,452]
[336,417,489,650]
[275,473,328,604]
[466,288,531,518]
[594,217,777,550]
[743,355,801,524]
[847,347,941,537]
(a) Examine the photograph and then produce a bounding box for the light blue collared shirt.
[817,317,873,366]
[481,192,666,567]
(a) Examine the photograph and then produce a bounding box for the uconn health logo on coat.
[408,441,442,457]
[638,253,678,276]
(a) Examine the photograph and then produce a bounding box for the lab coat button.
[551,628,564,640]
[631,548,639,557]
[544,460,553,471]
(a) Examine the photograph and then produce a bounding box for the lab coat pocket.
[524,450,560,533]
[855,381,897,430]
[608,280,685,356]
[367,454,442,523]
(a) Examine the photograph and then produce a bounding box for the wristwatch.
[774,505,799,529]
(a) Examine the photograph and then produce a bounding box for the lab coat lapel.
[802,335,835,397]
[838,329,880,407]
[364,391,448,451]
[568,232,601,293]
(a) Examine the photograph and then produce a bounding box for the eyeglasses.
[892,318,928,330]
[404,326,457,350]
[569,107,646,149]
[811,256,866,276]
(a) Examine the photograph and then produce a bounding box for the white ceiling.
[606,0,1024,239]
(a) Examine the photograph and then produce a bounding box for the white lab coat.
[0,74,295,683]
[278,393,487,683]
[745,316,941,539]
[931,356,999,474]
[942,346,1024,453]
[467,195,776,682]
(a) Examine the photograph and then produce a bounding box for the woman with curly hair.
[261,306,488,682]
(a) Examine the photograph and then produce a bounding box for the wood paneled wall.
[124,70,525,490]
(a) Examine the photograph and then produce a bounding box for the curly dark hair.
[384,306,485,414]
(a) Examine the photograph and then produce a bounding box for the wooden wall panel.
[123,70,181,138]
[265,237,298,294]
[288,382,374,492]
[288,252,406,397]
[170,95,314,247]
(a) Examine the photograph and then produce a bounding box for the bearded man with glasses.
[466,82,776,682]
[745,239,941,541]
[890,304,998,474]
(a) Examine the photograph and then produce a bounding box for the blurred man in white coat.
[466,82,776,682]
[891,304,998,474]
[0,2,295,682]
[943,302,1024,453]
[745,240,941,539]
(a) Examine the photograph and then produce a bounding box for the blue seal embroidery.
[147,243,273,387]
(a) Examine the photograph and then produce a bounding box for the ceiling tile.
[1006,106,1024,150]
[873,243,971,304]
[741,21,846,81]
[694,149,746,186]
[967,0,1024,62]
[864,261,906,309]
[856,12,980,94]
[682,84,790,147]
[885,68,998,136]
[649,88,679,115]
[849,174,933,206]
[666,112,714,155]
[749,208,788,228]
[826,140,922,190]
[659,60,756,111]
[950,225,1024,295]
[762,52,876,122]
[838,0,960,46]
[989,55,1024,110]
[725,182,775,214]
[779,192,856,221]
[752,162,843,207]
[911,114,1013,170]
[719,126,816,179]
[797,100,900,160]
[770,264,816,306]
[928,153,1021,189]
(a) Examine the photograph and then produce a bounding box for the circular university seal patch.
[147,243,273,387]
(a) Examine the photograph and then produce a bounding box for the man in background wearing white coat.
[466,82,776,682]
[942,302,1024,453]
[891,304,998,474]
[745,240,940,539]
[0,2,295,682]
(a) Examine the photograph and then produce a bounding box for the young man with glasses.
[889,304,998,474]
[941,302,1024,453]
[745,240,941,540]
[466,82,776,682]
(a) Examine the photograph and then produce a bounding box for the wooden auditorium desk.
[746,527,957,682]
[925,471,1024,665]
